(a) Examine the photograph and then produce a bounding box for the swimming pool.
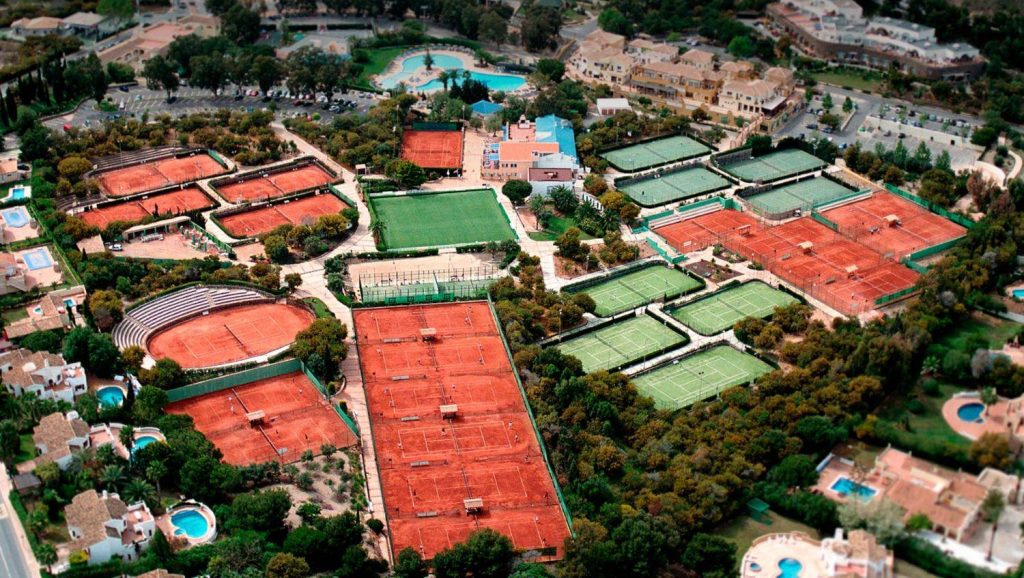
[20,248,52,271]
[1,207,29,228]
[378,53,525,92]
[1013,289,1024,300]
[171,509,209,539]
[957,402,985,423]
[97,386,125,407]
[777,558,803,578]
[10,186,27,199]
[133,435,158,453]
[830,476,877,500]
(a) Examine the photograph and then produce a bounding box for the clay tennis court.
[166,371,357,465]
[400,130,464,170]
[355,302,569,560]
[653,208,921,314]
[214,164,335,203]
[147,302,314,369]
[81,187,216,230]
[821,192,966,258]
[98,154,226,197]
[218,193,347,238]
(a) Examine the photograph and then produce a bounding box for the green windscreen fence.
[300,362,359,436]
[167,359,302,402]
[811,211,838,231]
[875,286,918,305]
[207,149,229,169]
[328,184,359,208]
[411,121,460,131]
[884,184,974,229]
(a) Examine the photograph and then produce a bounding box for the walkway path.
[0,464,39,578]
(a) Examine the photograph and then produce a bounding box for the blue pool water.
[97,386,124,407]
[957,402,985,423]
[379,53,525,92]
[777,558,803,578]
[830,476,877,500]
[1,207,28,227]
[133,435,157,453]
[10,186,26,199]
[1014,289,1024,299]
[171,509,209,539]
[21,248,52,271]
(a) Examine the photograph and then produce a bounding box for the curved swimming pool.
[133,435,158,453]
[171,509,209,539]
[777,558,803,578]
[378,53,525,92]
[96,386,124,408]
[957,402,985,423]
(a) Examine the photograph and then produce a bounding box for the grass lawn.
[929,312,1021,355]
[811,70,883,92]
[718,511,820,569]
[527,214,595,242]
[303,297,334,319]
[370,189,516,250]
[354,46,406,86]
[15,433,34,464]
[2,306,29,324]
[874,380,971,460]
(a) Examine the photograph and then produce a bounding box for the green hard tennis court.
[554,315,688,373]
[719,149,825,183]
[600,135,711,172]
[619,167,732,207]
[632,345,773,410]
[670,282,799,335]
[747,177,856,215]
[361,278,495,304]
[570,265,702,317]
[369,189,516,250]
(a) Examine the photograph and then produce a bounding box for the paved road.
[0,514,34,578]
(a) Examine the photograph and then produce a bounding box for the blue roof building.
[534,115,577,163]
[469,100,504,116]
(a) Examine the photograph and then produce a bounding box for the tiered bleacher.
[113,285,274,350]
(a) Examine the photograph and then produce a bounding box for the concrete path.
[0,464,40,578]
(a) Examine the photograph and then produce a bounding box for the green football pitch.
[670,282,799,335]
[570,265,702,317]
[554,315,688,373]
[600,135,711,172]
[619,166,732,207]
[632,345,773,410]
[719,149,825,183]
[369,189,516,250]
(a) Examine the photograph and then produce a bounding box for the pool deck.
[1,207,40,243]
[942,392,1021,442]
[741,532,827,577]
[375,48,529,94]
[813,455,884,503]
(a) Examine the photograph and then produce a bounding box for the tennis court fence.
[884,184,975,229]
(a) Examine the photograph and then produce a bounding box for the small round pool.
[957,402,985,423]
[171,509,209,539]
[778,558,803,578]
[96,386,125,408]
[750,561,762,572]
[133,435,158,453]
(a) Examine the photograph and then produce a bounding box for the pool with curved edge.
[957,402,985,423]
[378,53,525,92]
[133,435,158,453]
[777,558,803,578]
[97,386,124,407]
[171,509,209,539]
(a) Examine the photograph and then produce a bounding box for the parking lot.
[44,84,381,131]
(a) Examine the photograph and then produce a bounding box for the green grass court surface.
[670,282,799,335]
[369,189,516,250]
[633,345,772,410]
[600,135,711,172]
[718,149,825,183]
[619,167,732,207]
[747,177,856,215]
[570,266,702,317]
[554,315,688,373]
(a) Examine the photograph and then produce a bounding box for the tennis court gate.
[358,265,503,305]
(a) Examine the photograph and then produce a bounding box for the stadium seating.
[113,285,274,350]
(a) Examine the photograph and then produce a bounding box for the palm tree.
[146,461,167,494]
[99,465,125,492]
[123,479,157,508]
[119,425,135,455]
[983,489,1006,561]
[438,70,453,92]
[423,50,434,71]
[981,387,999,416]
[369,219,387,246]
[34,543,57,573]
